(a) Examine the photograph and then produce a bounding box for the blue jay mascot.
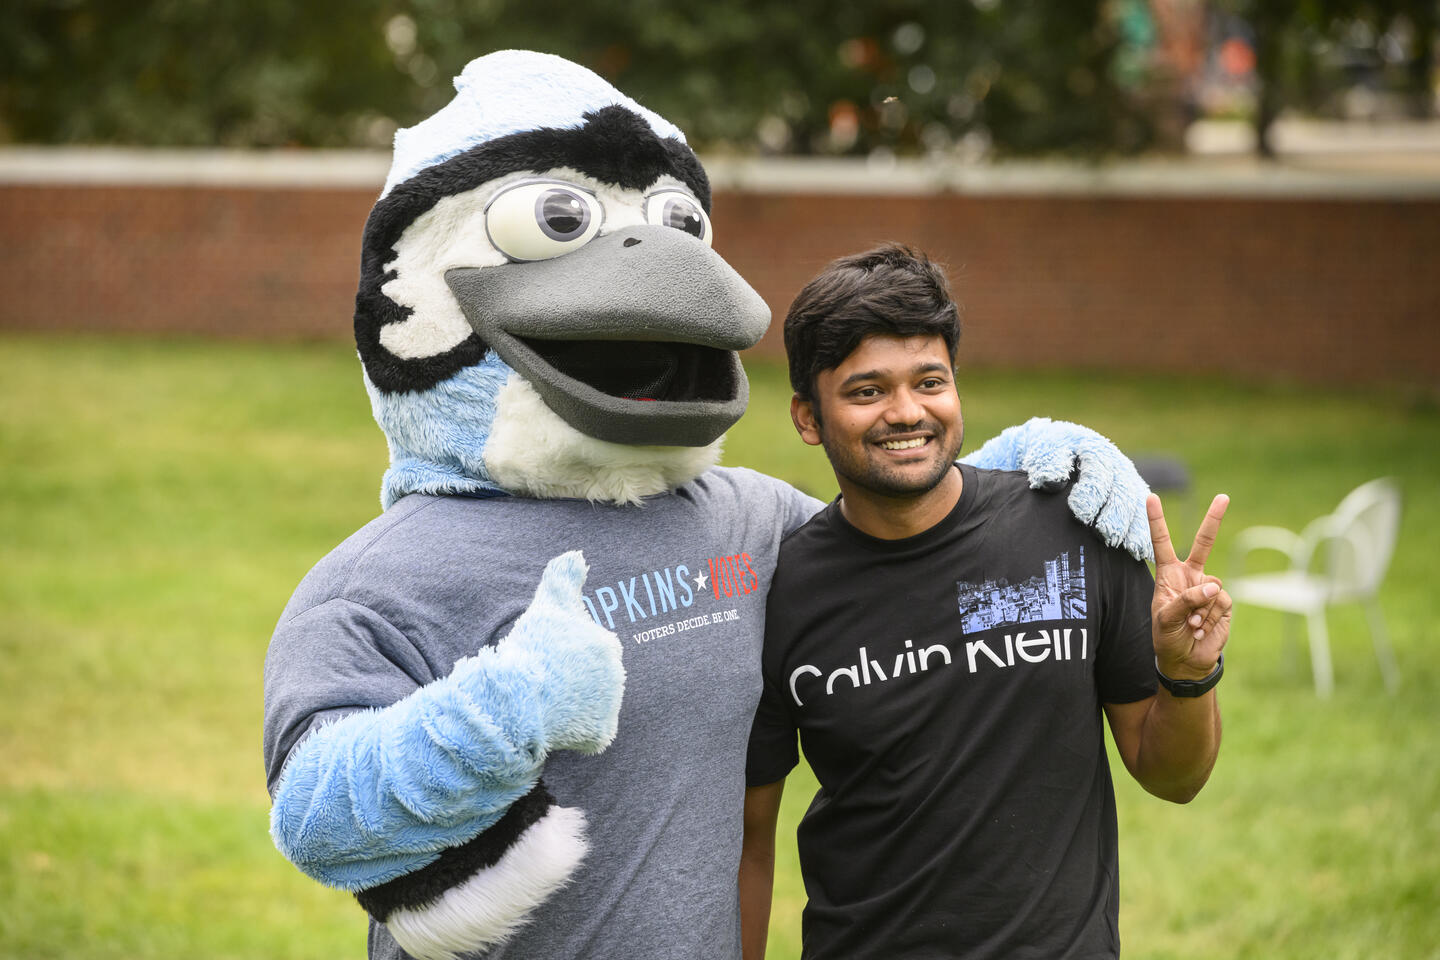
[262,50,1154,960]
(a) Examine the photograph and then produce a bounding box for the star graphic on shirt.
[694,569,709,590]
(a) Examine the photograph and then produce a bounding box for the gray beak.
[445,226,772,447]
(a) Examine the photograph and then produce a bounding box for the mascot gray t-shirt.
[265,467,820,959]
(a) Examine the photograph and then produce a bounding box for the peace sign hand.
[1149,493,1233,681]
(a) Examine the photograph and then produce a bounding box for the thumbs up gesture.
[502,551,627,754]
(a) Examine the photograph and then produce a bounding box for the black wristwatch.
[1155,653,1224,698]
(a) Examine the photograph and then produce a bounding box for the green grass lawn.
[2,333,1437,959]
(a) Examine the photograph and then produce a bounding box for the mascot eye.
[644,191,712,246]
[485,180,604,262]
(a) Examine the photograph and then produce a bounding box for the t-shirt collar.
[828,462,979,553]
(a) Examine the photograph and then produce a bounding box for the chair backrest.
[1317,478,1402,599]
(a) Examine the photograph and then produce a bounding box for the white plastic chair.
[1228,478,1401,698]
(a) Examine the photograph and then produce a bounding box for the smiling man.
[739,245,1234,960]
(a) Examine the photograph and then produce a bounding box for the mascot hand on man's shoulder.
[263,50,1152,960]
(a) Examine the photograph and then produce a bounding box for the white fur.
[383,50,687,197]
[485,375,721,504]
[385,805,590,960]
[378,180,515,360]
[377,169,692,362]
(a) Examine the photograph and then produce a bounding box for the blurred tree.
[0,0,409,146]
[3,1,1435,156]
[0,0,1158,156]
[1109,0,1221,152]
[1244,0,1291,158]
[1217,0,1439,157]
[1409,2,1438,116]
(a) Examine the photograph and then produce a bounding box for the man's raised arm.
[1105,494,1232,803]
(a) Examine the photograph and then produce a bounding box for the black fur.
[353,781,559,922]
[356,106,711,395]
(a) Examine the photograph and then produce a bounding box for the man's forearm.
[1134,691,1222,803]
[1107,691,1221,804]
[739,846,776,960]
[740,780,785,960]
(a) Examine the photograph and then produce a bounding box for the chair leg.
[1280,613,1300,675]
[1364,600,1400,694]
[1306,610,1335,698]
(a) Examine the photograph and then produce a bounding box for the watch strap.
[1155,653,1224,698]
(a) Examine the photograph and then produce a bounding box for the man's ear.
[790,394,823,446]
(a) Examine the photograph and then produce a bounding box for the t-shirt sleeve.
[1095,542,1160,704]
[777,481,825,537]
[746,588,802,786]
[262,597,431,794]
[746,671,799,786]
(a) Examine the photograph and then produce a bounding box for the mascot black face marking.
[355,105,767,447]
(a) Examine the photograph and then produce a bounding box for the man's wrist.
[1155,656,1217,682]
[1155,654,1224,698]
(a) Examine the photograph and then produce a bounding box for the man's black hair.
[783,243,961,402]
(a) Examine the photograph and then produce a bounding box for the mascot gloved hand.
[263,49,1154,960]
[271,552,621,960]
[964,417,1154,561]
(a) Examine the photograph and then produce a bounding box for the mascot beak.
[445,226,771,447]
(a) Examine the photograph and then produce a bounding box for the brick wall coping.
[2,145,1438,199]
[0,146,391,189]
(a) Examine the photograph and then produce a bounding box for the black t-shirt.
[747,463,1157,960]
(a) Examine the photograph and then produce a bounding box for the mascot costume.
[262,50,1153,960]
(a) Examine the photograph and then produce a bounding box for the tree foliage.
[1217,0,1438,154]
[0,0,1432,155]
[0,0,408,146]
[0,0,1150,155]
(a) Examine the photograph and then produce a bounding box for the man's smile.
[876,436,932,451]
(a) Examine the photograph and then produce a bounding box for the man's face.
[792,333,963,498]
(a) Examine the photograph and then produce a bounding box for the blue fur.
[963,417,1154,562]
[366,351,514,509]
[270,552,623,890]
[383,50,686,198]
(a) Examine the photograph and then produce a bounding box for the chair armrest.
[1230,525,1306,575]
[1306,523,1380,598]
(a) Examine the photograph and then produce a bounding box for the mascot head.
[355,50,771,507]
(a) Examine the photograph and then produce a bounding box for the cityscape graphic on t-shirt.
[955,547,1087,633]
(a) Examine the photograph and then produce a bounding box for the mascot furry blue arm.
[262,51,1153,960]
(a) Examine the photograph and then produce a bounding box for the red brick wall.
[717,191,1440,385]
[3,182,1436,386]
[3,184,369,339]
